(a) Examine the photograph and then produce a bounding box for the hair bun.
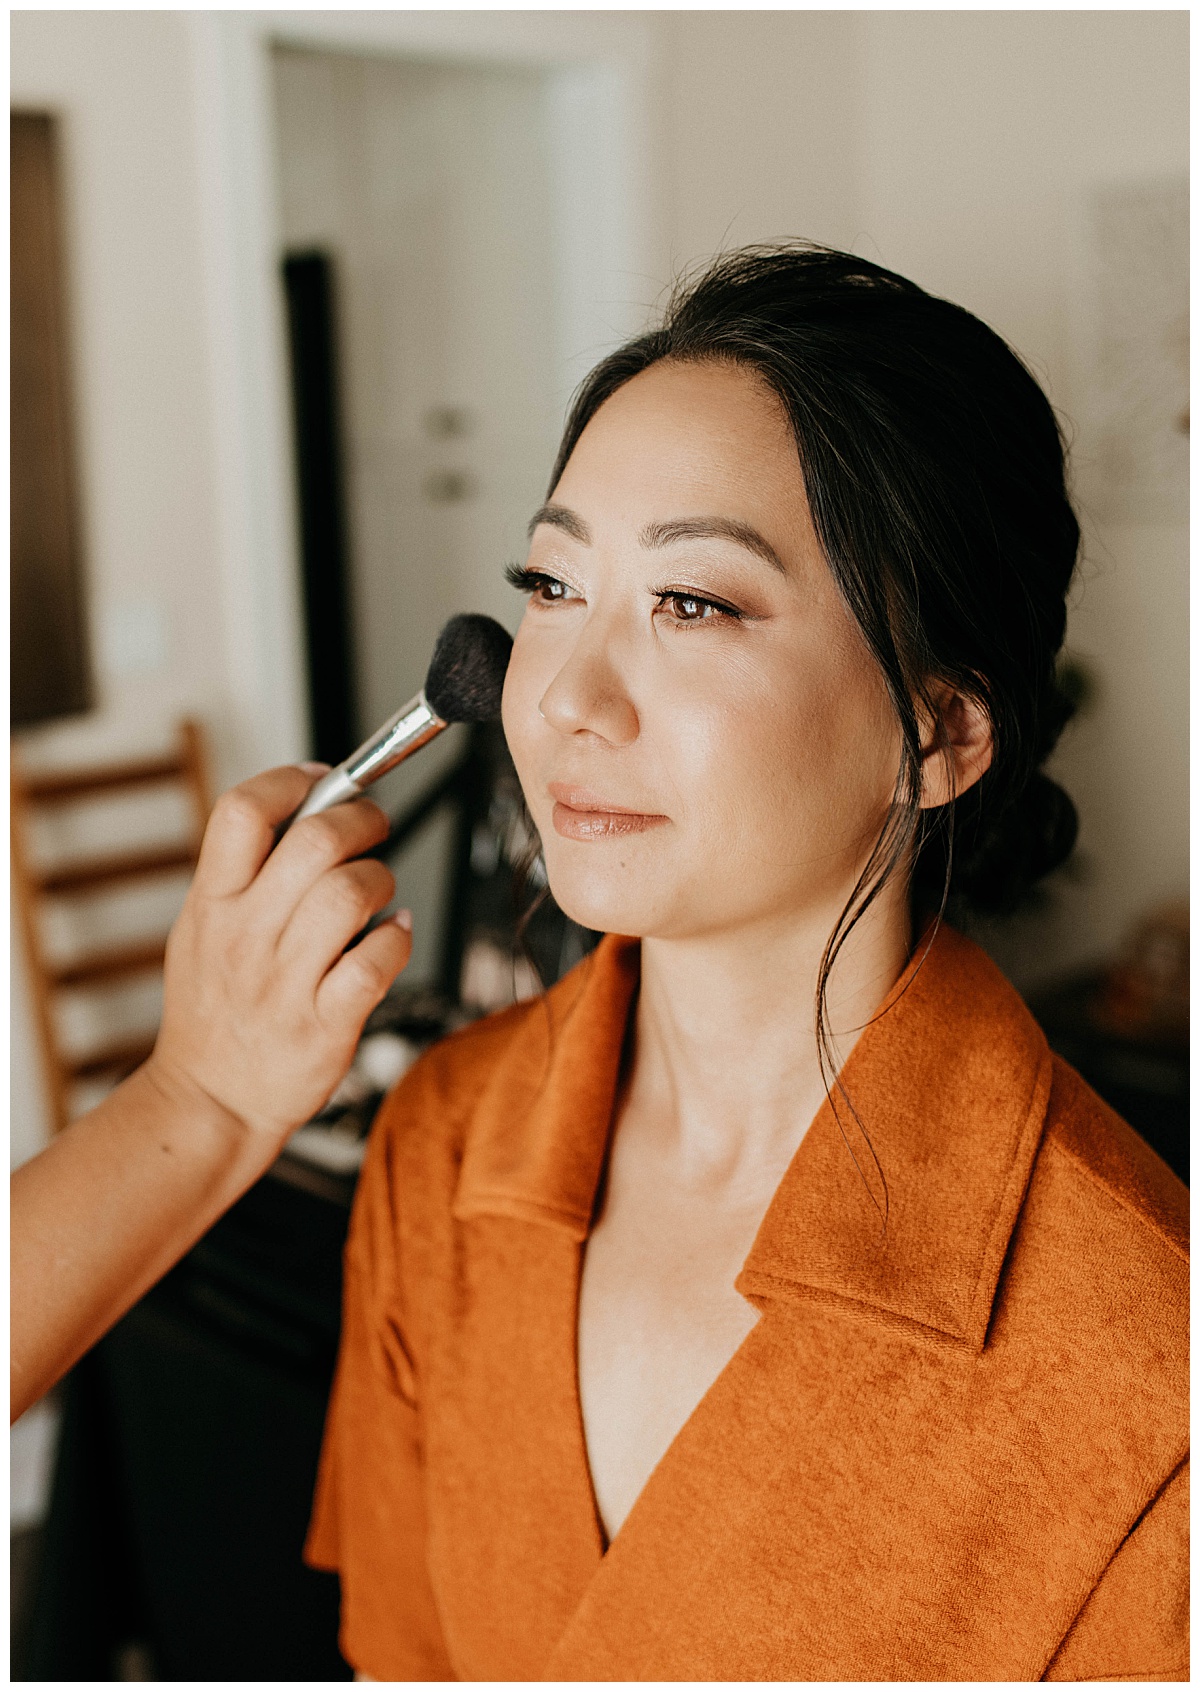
[947,770,1079,916]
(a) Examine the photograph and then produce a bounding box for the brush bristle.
[424,613,513,723]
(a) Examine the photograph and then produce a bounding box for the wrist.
[133,1050,272,1182]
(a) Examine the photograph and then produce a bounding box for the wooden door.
[11,110,93,728]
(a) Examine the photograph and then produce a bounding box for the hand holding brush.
[11,613,512,1421]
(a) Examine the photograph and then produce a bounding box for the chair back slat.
[11,718,212,1132]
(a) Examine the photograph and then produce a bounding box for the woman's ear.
[917,685,993,810]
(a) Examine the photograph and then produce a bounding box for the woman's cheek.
[500,638,545,797]
[709,674,862,874]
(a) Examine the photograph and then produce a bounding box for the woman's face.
[501,359,903,943]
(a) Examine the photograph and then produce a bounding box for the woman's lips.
[547,784,668,842]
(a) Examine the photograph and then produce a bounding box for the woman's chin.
[543,861,739,943]
[548,887,647,940]
[543,863,671,941]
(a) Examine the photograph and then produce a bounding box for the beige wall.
[855,11,1188,985]
[663,11,865,264]
[11,11,235,775]
[661,9,1189,985]
[10,10,1188,1160]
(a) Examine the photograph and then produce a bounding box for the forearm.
[10,1060,282,1421]
[10,768,410,1422]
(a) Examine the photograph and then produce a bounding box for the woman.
[306,247,1188,1681]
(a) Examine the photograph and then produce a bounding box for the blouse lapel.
[431,936,637,1676]
[453,933,640,1238]
[736,922,1054,1351]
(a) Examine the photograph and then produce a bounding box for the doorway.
[271,45,566,984]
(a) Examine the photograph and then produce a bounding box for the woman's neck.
[627,890,913,1193]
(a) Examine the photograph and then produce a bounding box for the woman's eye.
[505,565,580,605]
[658,592,740,625]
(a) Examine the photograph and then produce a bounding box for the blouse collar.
[453,923,1053,1355]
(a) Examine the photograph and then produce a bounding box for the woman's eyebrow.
[640,516,787,573]
[527,503,591,543]
[527,505,785,573]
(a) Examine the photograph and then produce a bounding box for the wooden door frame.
[186,10,666,780]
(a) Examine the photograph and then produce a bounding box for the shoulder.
[1025,1078,1191,1683]
[355,934,638,1241]
[342,993,555,1308]
[1009,1054,1188,1395]
[1038,1053,1187,1266]
[366,993,549,1186]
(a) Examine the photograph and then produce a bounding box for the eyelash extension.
[505,563,556,593]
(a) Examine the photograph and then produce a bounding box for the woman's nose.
[537,632,639,747]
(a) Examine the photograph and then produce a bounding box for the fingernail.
[299,760,331,775]
[393,909,413,932]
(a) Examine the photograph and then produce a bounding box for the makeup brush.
[286,613,513,829]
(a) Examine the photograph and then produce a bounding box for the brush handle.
[285,691,448,830]
[290,765,367,822]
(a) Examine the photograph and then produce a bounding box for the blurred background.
[10,9,1187,1680]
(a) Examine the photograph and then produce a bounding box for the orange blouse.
[305,925,1188,1681]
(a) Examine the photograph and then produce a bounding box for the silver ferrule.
[291,690,447,825]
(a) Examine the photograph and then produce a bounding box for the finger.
[244,796,392,926]
[316,914,413,1036]
[192,765,331,898]
[277,856,397,983]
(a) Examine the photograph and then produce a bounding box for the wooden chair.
[11,719,212,1133]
